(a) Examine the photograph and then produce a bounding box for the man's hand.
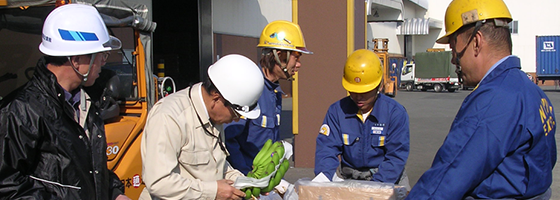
[216,179,245,200]
[115,194,132,200]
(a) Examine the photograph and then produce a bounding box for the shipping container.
[536,35,560,83]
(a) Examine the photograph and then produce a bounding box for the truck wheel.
[433,84,443,92]
[405,83,414,91]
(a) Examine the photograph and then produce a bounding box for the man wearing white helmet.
[0,4,130,200]
[140,54,264,200]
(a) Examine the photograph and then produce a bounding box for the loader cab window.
[88,27,138,101]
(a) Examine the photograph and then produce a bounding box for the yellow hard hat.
[342,49,383,93]
[436,0,512,44]
[258,20,312,54]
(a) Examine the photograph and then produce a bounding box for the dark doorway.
[152,0,201,89]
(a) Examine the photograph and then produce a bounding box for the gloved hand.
[274,179,292,194]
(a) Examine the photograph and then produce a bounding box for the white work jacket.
[140,83,243,200]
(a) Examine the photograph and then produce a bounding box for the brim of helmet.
[342,77,381,93]
[259,46,313,55]
[436,36,450,44]
[436,32,452,44]
[295,47,313,54]
[103,36,122,50]
[236,103,261,119]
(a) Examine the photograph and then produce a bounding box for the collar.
[63,87,81,106]
[342,94,386,122]
[197,83,210,121]
[265,77,283,94]
[261,66,284,95]
[189,83,212,126]
[34,56,67,103]
[477,56,521,89]
[480,55,515,83]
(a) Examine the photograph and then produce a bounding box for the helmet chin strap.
[68,54,96,85]
[68,54,96,111]
[272,49,294,81]
[454,20,483,84]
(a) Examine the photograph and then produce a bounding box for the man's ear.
[69,56,83,69]
[473,31,483,56]
[69,56,78,66]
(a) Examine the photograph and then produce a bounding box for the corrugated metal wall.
[536,36,560,78]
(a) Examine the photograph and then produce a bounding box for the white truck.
[400,51,460,92]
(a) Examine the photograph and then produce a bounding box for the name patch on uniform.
[371,123,385,135]
[319,124,330,136]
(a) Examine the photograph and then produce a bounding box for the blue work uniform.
[406,56,557,199]
[224,76,283,174]
[314,94,410,183]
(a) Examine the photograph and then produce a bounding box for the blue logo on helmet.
[58,29,99,41]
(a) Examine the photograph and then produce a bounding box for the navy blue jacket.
[314,94,410,183]
[224,77,283,174]
[406,56,557,199]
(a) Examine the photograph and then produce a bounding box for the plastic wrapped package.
[293,178,407,200]
[259,191,283,200]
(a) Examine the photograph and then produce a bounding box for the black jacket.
[0,57,124,199]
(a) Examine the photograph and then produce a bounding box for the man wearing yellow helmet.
[314,49,410,191]
[407,0,556,199]
[224,20,312,181]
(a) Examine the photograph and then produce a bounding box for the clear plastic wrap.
[291,178,407,200]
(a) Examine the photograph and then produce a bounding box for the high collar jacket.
[224,77,283,174]
[0,57,125,199]
[407,56,557,199]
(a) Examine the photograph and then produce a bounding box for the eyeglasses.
[90,52,111,61]
[221,97,242,119]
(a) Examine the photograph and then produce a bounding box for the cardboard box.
[295,179,405,200]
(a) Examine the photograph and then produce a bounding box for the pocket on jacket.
[341,133,359,146]
[178,150,211,166]
[370,134,386,147]
[251,114,277,129]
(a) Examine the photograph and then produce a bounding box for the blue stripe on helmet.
[58,29,99,41]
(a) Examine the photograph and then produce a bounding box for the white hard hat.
[208,54,264,119]
[39,4,122,56]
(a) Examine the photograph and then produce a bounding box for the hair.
[260,48,288,71]
[202,78,219,95]
[459,19,512,54]
[479,20,512,54]
[44,56,69,66]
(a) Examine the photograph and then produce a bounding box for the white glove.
[274,179,292,194]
